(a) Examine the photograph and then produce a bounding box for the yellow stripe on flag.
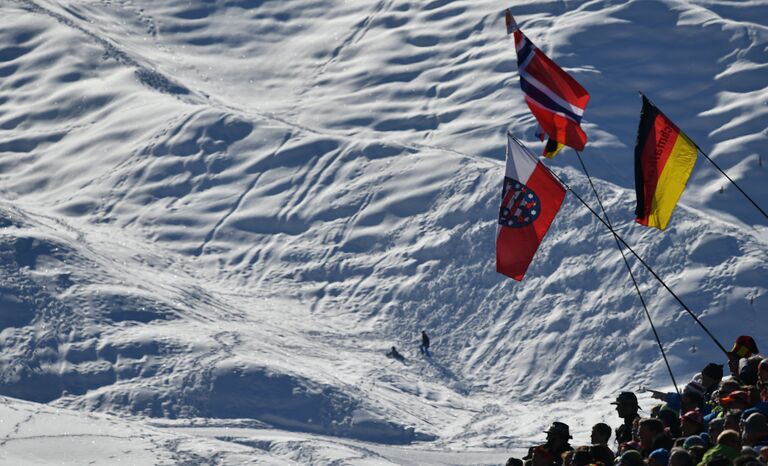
[646,132,697,230]
[543,139,564,159]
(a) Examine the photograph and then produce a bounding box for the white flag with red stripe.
[496,134,566,280]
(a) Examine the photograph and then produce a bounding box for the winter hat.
[683,435,706,449]
[681,410,705,427]
[700,432,711,445]
[684,381,706,399]
[730,336,759,359]
[702,363,724,382]
[649,448,670,466]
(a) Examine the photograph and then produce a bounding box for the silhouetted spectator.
[524,422,574,466]
[613,392,641,445]
[590,422,615,466]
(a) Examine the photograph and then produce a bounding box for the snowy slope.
[0,0,766,463]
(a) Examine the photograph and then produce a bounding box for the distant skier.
[386,346,406,363]
[420,330,431,357]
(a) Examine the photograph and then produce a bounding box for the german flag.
[634,95,698,230]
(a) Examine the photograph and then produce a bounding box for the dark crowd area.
[508,336,768,466]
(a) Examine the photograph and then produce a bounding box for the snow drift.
[0,0,766,460]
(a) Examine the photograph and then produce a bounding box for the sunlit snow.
[0,0,766,464]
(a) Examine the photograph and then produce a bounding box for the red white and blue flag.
[497,134,566,280]
[505,9,590,153]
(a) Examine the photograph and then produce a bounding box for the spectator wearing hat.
[613,392,641,445]
[728,336,759,378]
[705,379,744,424]
[681,410,706,437]
[639,418,674,458]
[590,422,615,466]
[649,448,671,466]
[721,391,753,411]
[683,435,706,450]
[700,430,742,466]
[525,422,574,466]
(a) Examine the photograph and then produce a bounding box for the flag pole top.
[505,9,518,34]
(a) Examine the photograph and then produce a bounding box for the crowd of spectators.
[507,336,768,466]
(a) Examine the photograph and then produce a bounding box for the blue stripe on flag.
[519,77,583,123]
[517,37,534,66]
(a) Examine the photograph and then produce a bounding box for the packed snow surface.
[0,0,766,464]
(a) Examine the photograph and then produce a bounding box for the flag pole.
[575,150,681,397]
[517,137,730,356]
[694,147,768,219]
[559,169,728,356]
[639,92,768,220]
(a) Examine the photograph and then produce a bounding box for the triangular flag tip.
[505,9,518,34]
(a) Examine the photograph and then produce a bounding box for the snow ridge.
[0,0,766,463]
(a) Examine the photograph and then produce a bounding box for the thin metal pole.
[575,151,680,398]
[532,152,730,356]
[695,147,768,219]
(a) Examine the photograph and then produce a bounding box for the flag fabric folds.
[634,95,698,230]
[497,134,566,280]
[506,9,590,153]
[535,125,565,158]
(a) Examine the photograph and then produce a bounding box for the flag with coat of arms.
[496,133,566,280]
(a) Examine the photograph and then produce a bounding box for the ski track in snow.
[0,0,766,464]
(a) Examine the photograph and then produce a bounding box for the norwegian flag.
[505,9,590,152]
